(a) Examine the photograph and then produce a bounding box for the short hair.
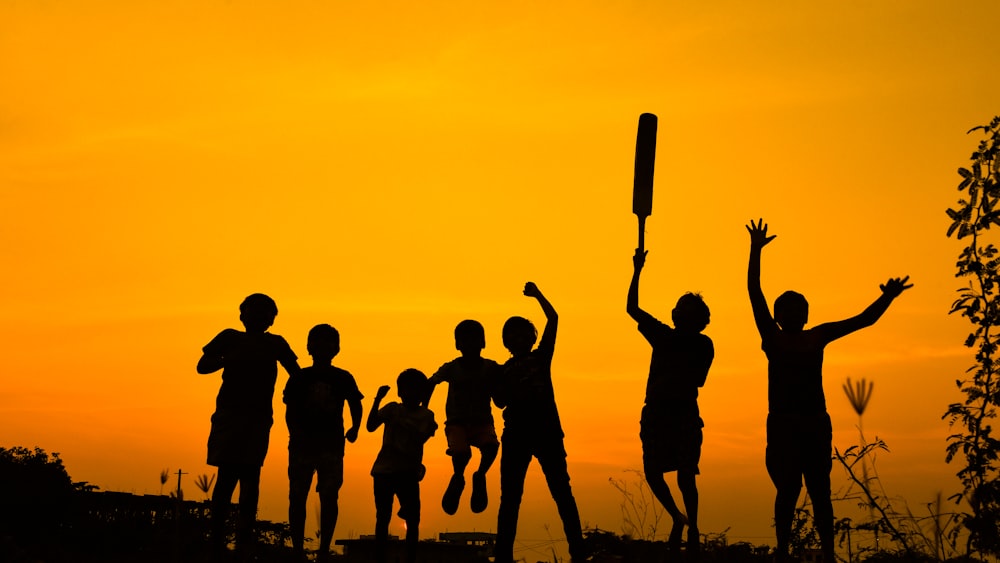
[397,368,429,402]
[672,292,710,332]
[240,293,278,318]
[502,316,537,350]
[308,323,340,349]
[774,290,809,328]
[455,319,486,349]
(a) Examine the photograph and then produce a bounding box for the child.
[746,219,911,562]
[493,282,587,563]
[428,319,501,515]
[196,293,300,557]
[626,248,714,556]
[284,324,363,563]
[367,369,438,563]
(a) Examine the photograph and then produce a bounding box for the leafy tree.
[945,115,1000,557]
[0,446,80,546]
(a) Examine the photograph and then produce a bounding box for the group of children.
[198,282,585,563]
[198,219,913,563]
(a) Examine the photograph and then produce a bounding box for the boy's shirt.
[495,336,563,440]
[761,328,835,416]
[370,403,438,476]
[430,357,500,426]
[284,365,363,454]
[638,317,714,420]
[204,328,298,423]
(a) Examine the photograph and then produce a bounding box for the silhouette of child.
[746,219,912,563]
[493,282,587,563]
[428,319,501,516]
[283,324,363,563]
[626,248,714,556]
[367,369,438,563]
[196,293,300,557]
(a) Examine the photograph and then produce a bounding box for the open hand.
[880,276,913,297]
[746,219,777,249]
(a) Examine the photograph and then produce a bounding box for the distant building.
[335,531,495,562]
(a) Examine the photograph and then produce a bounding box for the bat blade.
[632,112,658,219]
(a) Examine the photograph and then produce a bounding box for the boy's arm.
[627,249,656,326]
[346,396,363,443]
[366,385,390,432]
[197,353,224,374]
[746,219,777,337]
[525,282,557,351]
[817,276,913,342]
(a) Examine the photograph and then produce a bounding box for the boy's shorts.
[639,406,703,474]
[288,447,344,496]
[445,422,499,457]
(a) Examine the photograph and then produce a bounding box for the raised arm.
[627,249,656,325]
[746,219,777,337]
[524,282,557,351]
[366,385,390,432]
[816,276,913,342]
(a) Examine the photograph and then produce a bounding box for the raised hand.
[523,282,541,298]
[375,385,391,399]
[746,219,777,250]
[633,248,647,271]
[880,276,913,298]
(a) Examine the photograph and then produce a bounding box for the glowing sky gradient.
[3,1,998,558]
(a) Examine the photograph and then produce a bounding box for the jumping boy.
[367,369,438,563]
[284,324,363,563]
[746,219,911,562]
[197,293,300,557]
[428,319,501,515]
[493,282,587,563]
[626,248,714,557]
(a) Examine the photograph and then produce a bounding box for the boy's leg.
[537,444,586,562]
[766,448,802,560]
[644,466,687,550]
[287,449,314,554]
[803,421,834,562]
[397,475,422,563]
[495,440,532,563]
[211,466,240,554]
[316,451,345,557]
[677,469,700,555]
[235,465,262,553]
[470,425,500,513]
[443,424,472,515]
[373,475,394,563]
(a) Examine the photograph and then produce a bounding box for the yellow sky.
[2,0,998,558]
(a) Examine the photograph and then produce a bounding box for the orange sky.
[2,1,998,559]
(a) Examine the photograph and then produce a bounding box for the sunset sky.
[3,1,999,559]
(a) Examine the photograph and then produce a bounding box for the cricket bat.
[633,112,657,253]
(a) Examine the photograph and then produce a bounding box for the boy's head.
[774,290,808,331]
[672,292,710,333]
[239,293,278,333]
[454,319,486,354]
[307,324,340,361]
[397,368,430,406]
[502,316,537,356]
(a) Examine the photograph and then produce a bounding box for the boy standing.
[746,219,911,562]
[428,319,501,515]
[626,248,714,556]
[493,282,587,563]
[367,369,438,563]
[284,324,363,563]
[197,293,300,557]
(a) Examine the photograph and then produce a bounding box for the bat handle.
[637,216,647,254]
